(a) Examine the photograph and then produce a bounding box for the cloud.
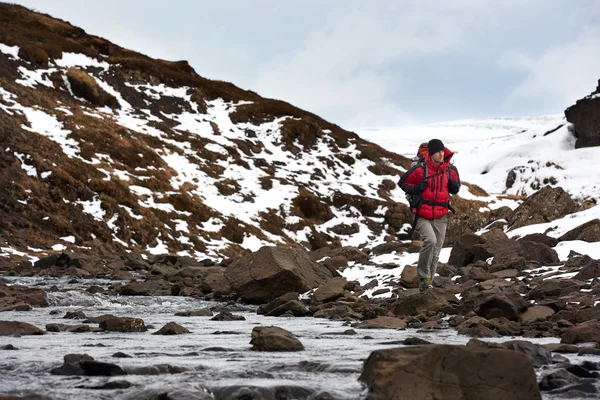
[250,1,483,128]
[500,25,600,107]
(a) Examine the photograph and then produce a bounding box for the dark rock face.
[359,344,541,400]
[565,82,600,148]
[508,186,576,230]
[224,246,333,304]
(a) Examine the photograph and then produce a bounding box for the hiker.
[398,139,460,292]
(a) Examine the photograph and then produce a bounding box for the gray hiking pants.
[416,215,448,282]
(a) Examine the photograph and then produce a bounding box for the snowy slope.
[358,117,600,202]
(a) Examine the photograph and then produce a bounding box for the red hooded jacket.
[398,147,460,220]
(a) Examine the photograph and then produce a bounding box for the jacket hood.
[425,147,454,167]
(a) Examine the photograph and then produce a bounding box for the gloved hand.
[417,179,428,192]
[448,179,460,194]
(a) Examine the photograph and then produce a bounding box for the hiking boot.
[418,278,431,292]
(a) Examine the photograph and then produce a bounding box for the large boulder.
[390,290,455,316]
[565,82,600,148]
[225,246,333,304]
[508,186,576,230]
[312,277,348,303]
[359,345,541,400]
[447,233,483,268]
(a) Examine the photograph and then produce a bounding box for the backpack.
[406,143,429,211]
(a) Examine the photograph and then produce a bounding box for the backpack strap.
[407,162,427,239]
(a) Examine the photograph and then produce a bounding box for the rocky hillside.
[1,3,489,264]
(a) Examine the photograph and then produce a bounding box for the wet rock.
[64,353,94,364]
[126,364,192,375]
[211,385,311,400]
[210,311,245,321]
[501,340,553,368]
[99,317,147,332]
[257,292,299,315]
[312,304,359,320]
[456,316,500,338]
[224,246,333,304]
[63,310,86,319]
[78,360,126,376]
[76,380,133,389]
[83,314,119,323]
[351,316,407,330]
[119,384,215,399]
[561,320,600,344]
[250,326,304,352]
[51,362,85,376]
[489,317,522,336]
[154,322,190,335]
[539,368,584,391]
[265,300,311,317]
[545,343,579,353]
[112,352,133,358]
[46,323,91,333]
[360,344,541,400]
[2,344,18,350]
[0,282,48,310]
[403,337,432,345]
[117,281,150,296]
[175,309,213,317]
[0,320,45,336]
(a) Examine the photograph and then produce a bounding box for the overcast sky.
[10,0,600,129]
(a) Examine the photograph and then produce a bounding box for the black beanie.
[428,139,444,155]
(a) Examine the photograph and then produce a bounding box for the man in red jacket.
[398,139,460,292]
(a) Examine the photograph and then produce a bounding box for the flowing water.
[0,276,596,399]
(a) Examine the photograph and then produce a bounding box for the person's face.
[431,150,444,164]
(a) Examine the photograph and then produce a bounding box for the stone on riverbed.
[250,326,304,352]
